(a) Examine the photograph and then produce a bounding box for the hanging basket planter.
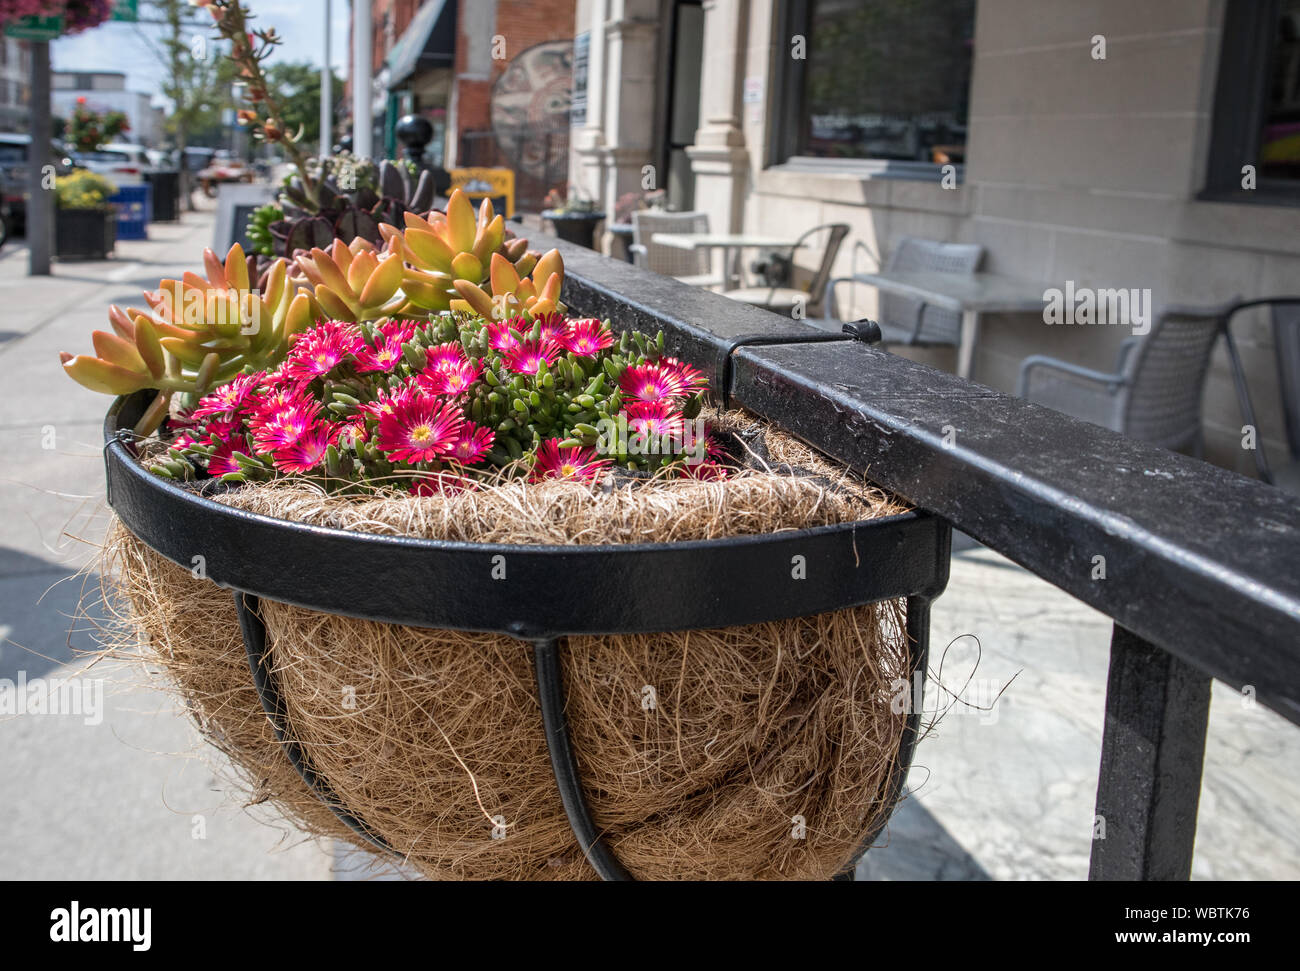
[102,391,949,881]
[61,185,950,879]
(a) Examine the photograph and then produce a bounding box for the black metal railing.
[544,231,1300,882]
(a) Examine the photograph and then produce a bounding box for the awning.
[385,0,456,88]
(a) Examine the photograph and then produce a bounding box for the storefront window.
[1205,0,1300,203]
[1258,0,1300,182]
[795,0,975,165]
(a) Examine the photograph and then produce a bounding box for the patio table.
[651,232,805,288]
[841,268,1049,379]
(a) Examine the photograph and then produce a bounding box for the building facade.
[0,37,30,133]
[570,0,1300,473]
[352,0,575,208]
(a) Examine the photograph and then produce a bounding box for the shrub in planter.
[541,188,604,249]
[72,190,947,880]
[55,170,118,260]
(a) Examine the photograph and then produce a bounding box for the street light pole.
[28,40,52,276]
[352,0,372,159]
[321,0,332,157]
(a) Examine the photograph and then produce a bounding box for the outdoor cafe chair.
[723,222,850,319]
[1221,297,1300,494]
[1017,300,1240,456]
[629,210,725,288]
[835,236,985,345]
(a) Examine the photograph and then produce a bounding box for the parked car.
[179,146,216,173]
[0,133,75,234]
[69,142,148,182]
[197,151,254,197]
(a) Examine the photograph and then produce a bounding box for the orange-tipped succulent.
[61,188,571,437]
[60,242,315,433]
[452,247,564,321]
[292,236,405,323]
[383,188,538,314]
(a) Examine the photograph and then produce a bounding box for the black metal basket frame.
[104,390,951,880]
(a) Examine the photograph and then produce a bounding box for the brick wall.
[450,0,575,206]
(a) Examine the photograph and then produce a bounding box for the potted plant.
[54,169,117,260]
[541,187,605,249]
[59,8,948,882]
[62,187,950,880]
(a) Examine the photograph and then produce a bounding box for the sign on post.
[4,15,64,40]
[450,167,516,219]
[111,0,140,22]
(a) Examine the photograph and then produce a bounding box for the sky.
[51,0,351,109]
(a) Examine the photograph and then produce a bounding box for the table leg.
[957,309,979,379]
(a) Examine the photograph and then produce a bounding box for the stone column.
[687,0,750,233]
[570,0,609,202]
[600,3,660,217]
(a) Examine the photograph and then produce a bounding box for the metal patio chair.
[629,210,725,288]
[1017,300,1240,455]
[1222,297,1300,493]
[827,236,984,344]
[723,223,850,318]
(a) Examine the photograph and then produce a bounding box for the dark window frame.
[656,0,705,209]
[1202,0,1300,206]
[767,0,971,183]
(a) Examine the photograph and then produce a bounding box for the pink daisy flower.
[624,399,685,441]
[533,311,568,343]
[503,337,562,375]
[359,384,404,421]
[377,319,417,342]
[659,356,709,395]
[375,389,466,464]
[424,342,467,371]
[559,318,614,356]
[251,394,321,450]
[282,321,363,382]
[419,358,482,396]
[203,413,245,443]
[271,421,338,474]
[619,363,687,402]
[531,438,612,482]
[193,372,263,422]
[206,435,251,476]
[486,320,523,352]
[354,333,407,373]
[447,424,495,465]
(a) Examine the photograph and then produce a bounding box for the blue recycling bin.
[109,184,151,241]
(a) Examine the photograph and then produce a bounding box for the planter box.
[542,210,605,249]
[103,390,950,880]
[55,207,116,260]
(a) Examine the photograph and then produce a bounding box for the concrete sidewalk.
[0,208,334,880]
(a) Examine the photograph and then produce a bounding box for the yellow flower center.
[410,424,433,443]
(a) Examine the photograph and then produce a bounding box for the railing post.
[1089,623,1212,880]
